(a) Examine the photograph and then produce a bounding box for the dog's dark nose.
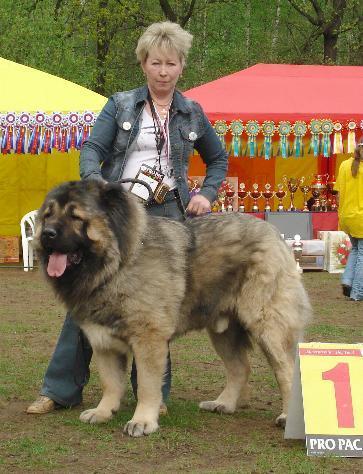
[42,227,57,239]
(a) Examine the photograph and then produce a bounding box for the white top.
[120,108,176,190]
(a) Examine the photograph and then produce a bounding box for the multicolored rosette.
[320,119,333,157]
[68,112,80,150]
[292,121,307,158]
[16,113,31,154]
[260,121,275,160]
[79,111,96,148]
[1,112,17,154]
[229,120,244,157]
[213,120,229,150]
[51,112,63,151]
[29,112,46,154]
[245,120,260,157]
[347,121,356,153]
[308,119,321,156]
[333,122,343,154]
[277,121,291,158]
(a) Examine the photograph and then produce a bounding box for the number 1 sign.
[284,343,363,457]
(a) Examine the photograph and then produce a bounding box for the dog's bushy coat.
[35,180,311,437]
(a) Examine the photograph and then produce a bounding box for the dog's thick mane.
[35,180,147,310]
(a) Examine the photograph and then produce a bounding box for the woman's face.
[142,47,183,97]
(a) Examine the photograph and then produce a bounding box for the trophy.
[262,183,274,212]
[327,175,338,211]
[249,183,262,212]
[292,234,303,274]
[299,178,311,212]
[238,183,248,212]
[283,176,303,212]
[311,174,328,212]
[275,183,286,212]
[225,183,235,213]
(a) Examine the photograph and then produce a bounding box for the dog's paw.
[79,408,113,424]
[199,400,235,414]
[123,419,159,437]
[275,412,287,428]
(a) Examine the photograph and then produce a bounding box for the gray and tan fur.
[35,180,311,437]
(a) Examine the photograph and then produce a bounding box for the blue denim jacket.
[80,85,228,207]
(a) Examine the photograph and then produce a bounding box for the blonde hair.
[136,21,193,66]
[352,140,363,177]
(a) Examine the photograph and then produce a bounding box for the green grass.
[0,270,362,473]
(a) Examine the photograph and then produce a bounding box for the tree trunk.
[323,32,339,63]
[95,0,109,95]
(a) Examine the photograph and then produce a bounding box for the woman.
[27,21,228,415]
[334,141,363,301]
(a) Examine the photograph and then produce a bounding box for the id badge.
[130,164,164,201]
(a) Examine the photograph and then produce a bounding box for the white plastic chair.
[20,210,38,271]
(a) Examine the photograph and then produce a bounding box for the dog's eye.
[43,212,51,219]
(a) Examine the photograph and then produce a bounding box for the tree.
[286,0,359,63]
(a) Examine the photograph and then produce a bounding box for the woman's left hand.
[186,194,211,216]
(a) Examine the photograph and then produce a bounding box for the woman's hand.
[186,194,211,216]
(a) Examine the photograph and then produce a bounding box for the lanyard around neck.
[148,93,171,172]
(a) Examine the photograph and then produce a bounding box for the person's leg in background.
[350,238,363,301]
[341,236,358,297]
[27,313,93,413]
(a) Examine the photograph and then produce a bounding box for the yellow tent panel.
[0,57,107,237]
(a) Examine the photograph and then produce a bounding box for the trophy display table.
[246,212,338,240]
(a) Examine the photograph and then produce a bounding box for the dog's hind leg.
[80,350,127,424]
[200,322,251,414]
[252,317,296,428]
[124,337,169,437]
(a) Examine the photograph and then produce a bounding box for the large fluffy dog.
[34,180,311,437]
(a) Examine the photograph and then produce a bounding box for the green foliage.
[0,0,360,96]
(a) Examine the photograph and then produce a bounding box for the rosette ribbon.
[213,120,228,150]
[320,119,333,157]
[347,121,356,153]
[292,121,307,157]
[308,120,321,157]
[333,122,343,154]
[229,120,244,157]
[260,121,275,160]
[277,121,291,158]
[1,113,16,154]
[245,120,260,157]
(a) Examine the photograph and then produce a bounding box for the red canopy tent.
[184,63,363,122]
[184,64,363,209]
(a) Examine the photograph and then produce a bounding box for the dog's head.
[35,180,141,283]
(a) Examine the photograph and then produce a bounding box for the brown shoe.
[26,396,56,414]
[159,402,168,416]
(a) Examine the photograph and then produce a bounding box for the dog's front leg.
[124,338,168,437]
[80,349,127,424]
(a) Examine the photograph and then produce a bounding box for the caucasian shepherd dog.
[35,180,311,437]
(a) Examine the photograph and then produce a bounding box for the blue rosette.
[245,120,260,158]
[230,120,244,157]
[292,121,307,158]
[277,121,291,158]
[261,121,275,160]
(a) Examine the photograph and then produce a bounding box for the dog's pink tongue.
[47,252,67,277]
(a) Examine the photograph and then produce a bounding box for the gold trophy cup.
[283,175,303,212]
[238,183,248,212]
[249,183,262,212]
[262,183,274,212]
[299,177,311,212]
[275,183,286,212]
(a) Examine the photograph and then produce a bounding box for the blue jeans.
[341,236,363,301]
[41,197,185,407]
